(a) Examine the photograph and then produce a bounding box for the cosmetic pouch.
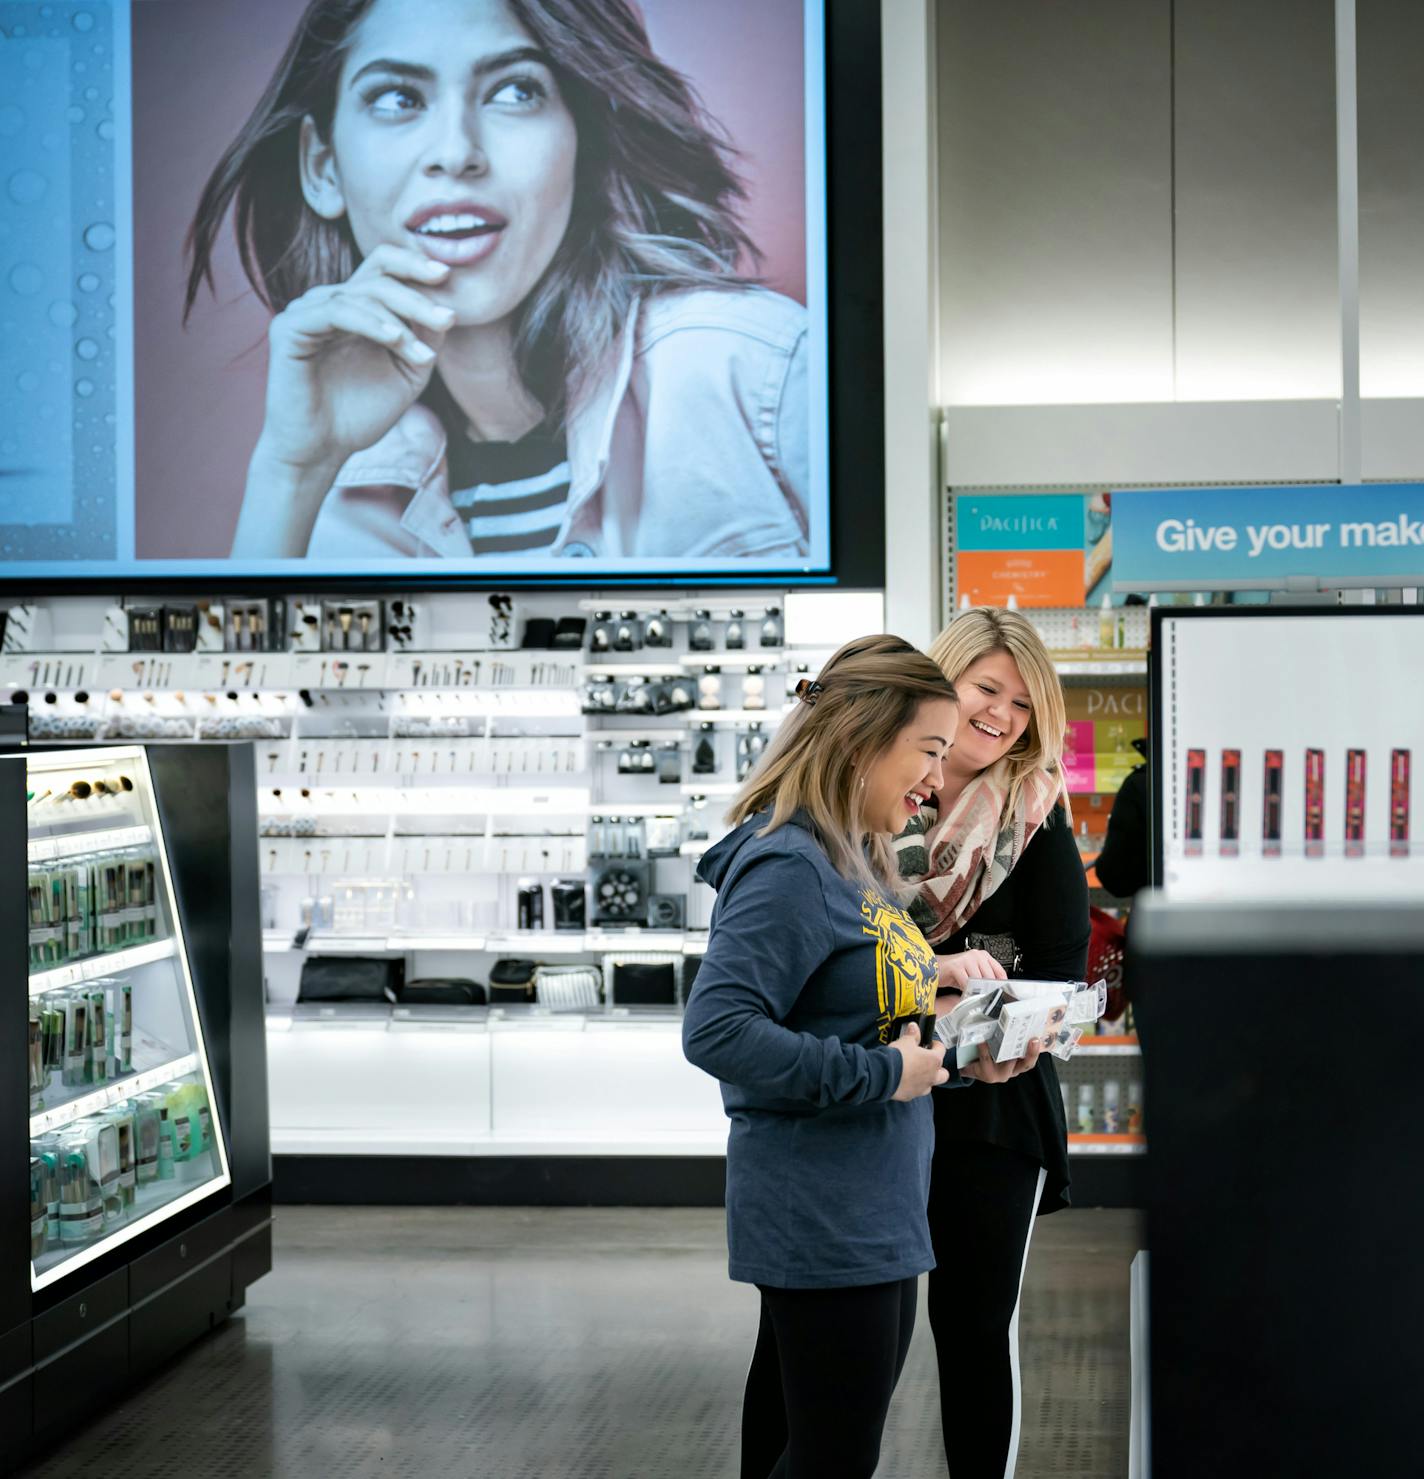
[297,955,402,1004]
[550,617,588,650]
[400,978,486,1006]
[488,958,537,1003]
[520,617,557,649]
[609,960,678,1006]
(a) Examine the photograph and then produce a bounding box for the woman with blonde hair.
[683,634,1036,1479]
[895,605,1090,1479]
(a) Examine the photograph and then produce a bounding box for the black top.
[422,374,570,554]
[1095,762,1150,899]
[930,808,1090,1215]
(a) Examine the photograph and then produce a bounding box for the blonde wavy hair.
[928,607,1069,825]
[727,635,959,891]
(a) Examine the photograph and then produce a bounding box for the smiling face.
[301,0,578,326]
[859,698,957,835]
[946,649,1033,782]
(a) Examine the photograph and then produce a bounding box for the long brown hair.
[184,0,758,423]
[928,607,1069,824]
[728,635,959,890]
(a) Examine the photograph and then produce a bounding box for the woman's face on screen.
[308,0,579,327]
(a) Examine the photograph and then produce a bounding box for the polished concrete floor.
[20,1205,1141,1478]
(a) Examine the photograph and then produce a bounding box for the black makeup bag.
[488,958,538,1003]
[297,955,403,1003]
[400,977,486,1006]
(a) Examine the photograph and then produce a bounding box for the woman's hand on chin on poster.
[232,246,455,558]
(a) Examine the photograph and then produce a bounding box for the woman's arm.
[1012,807,1092,981]
[682,853,907,1107]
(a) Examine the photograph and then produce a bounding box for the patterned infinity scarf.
[893,759,1059,947]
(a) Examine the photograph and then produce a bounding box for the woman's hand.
[936,950,1008,994]
[960,1038,1043,1085]
[890,1021,950,1100]
[233,246,456,557]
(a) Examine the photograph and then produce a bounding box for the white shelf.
[29,938,177,998]
[682,708,790,725]
[677,652,786,670]
[1053,658,1147,677]
[580,662,687,678]
[1075,1043,1143,1057]
[679,783,740,797]
[270,1127,729,1157]
[28,823,153,863]
[1068,1139,1148,1156]
[29,1053,199,1136]
[263,929,711,956]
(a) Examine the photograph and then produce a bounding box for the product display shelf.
[1067,1134,1148,1155]
[23,747,233,1294]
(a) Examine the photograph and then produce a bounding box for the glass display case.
[24,746,230,1293]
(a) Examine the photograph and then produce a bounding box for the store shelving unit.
[3,741,272,1468]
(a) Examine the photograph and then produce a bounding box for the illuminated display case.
[2,742,271,1469]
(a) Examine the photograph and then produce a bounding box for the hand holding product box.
[935,978,1107,1070]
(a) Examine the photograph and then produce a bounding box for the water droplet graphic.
[104,412,115,425]
[84,87,98,102]
[97,119,115,141]
[73,11,95,32]
[75,338,99,360]
[77,272,99,292]
[66,105,85,124]
[83,222,115,252]
[17,371,39,393]
[48,301,78,328]
[8,263,43,296]
[75,379,95,397]
[0,108,23,138]
[8,170,47,206]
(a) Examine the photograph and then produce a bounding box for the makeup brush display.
[27,843,161,970]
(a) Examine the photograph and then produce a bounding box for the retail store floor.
[20,1204,1141,1478]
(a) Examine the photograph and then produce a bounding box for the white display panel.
[1158,611,1424,902]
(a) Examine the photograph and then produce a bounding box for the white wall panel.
[937,0,1174,405]
[1172,0,1340,400]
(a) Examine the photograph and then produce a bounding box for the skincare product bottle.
[759,607,783,648]
[724,610,745,649]
[1102,1079,1121,1134]
[1098,595,1114,649]
[1126,1081,1144,1136]
[1076,1084,1096,1135]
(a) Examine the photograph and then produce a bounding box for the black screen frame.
[0,1,884,598]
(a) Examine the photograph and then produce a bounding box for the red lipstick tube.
[1185,748,1205,856]
[1219,749,1241,857]
[1345,750,1366,857]
[1262,750,1283,857]
[1304,748,1325,857]
[1391,749,1411,858]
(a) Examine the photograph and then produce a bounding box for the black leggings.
[926,1140,1045,1478]
[739,1275,919,1479]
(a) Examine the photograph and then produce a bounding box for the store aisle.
[18,1205,1139,1479]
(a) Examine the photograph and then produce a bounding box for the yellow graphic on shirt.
[860,888,937,1044]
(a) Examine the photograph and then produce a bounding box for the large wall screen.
[0,0,831,581]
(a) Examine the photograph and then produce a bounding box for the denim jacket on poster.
[304,286,810,562]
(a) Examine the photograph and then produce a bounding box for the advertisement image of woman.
[185,0,809,562]
[895,606,1090,1479]
[683,636,1039,1479]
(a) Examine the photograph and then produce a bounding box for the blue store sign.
[1111,484,1424,590]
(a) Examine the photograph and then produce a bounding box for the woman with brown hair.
[683,634,1038,1479]
[895,606,1090,1479]
[185,0,809,562]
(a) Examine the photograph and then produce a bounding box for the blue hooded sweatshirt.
[682,810,939,1289]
